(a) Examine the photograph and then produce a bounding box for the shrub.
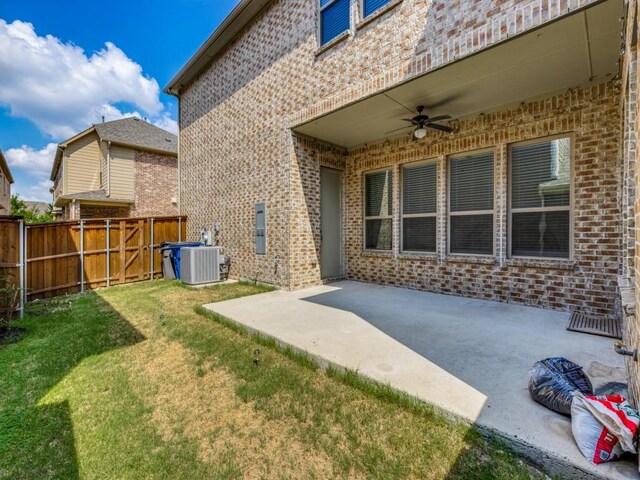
[0,276,20,333]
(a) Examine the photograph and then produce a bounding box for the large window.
[402,161,437,252]
[364,169,393,250]
[449,151,494,255]
[363,0,392,17]
[510,137,571,258]
[320,0,350,46]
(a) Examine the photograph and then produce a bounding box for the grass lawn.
[0,280,544,479]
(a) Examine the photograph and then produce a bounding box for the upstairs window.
[363,0,392,18]
[510,137,571,259]
[320,0,350,45]
[364,169,393,250]
[449,151,494,255]
[402,161,437,252]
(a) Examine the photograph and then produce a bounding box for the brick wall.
[129,150,178,218]
[342,81,621,317]
[180,0,601,288]
[79,205,131,219]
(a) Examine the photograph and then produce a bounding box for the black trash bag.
[528,357,593,415]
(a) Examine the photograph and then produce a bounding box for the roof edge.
[164,0,272,96]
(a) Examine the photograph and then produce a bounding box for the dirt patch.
[128,339,337,479]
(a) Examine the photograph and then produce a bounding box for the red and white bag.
[571,392,640,464]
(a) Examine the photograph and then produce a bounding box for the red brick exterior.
[129,150,178,217]
[175,0,640,408]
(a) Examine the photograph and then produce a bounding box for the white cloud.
[0,19,174,139]
[151,113,179,135]
[5,143,57,179]
[12,178,53,203]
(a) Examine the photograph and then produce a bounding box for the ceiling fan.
[386,105,454,139]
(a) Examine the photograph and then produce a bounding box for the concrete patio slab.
[203,280,637,479]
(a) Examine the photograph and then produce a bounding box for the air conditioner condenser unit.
[180,246,223,285]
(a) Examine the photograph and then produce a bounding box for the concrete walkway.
[203,280,637,479]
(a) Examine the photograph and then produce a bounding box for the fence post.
[23,224,28,310]
[18,219,24,318]
[178,216,182,242]
[106,219,110,287]
[150,218,155,280]
[80,220,85,293]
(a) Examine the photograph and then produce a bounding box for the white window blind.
[365,170,392,250]
[320,0,350,45]
[510,137,571,258]
[449,152,494,255]
[402,162,436,252]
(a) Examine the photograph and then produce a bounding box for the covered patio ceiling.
[293,0,624,148]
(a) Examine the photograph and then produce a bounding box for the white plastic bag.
[571,392,640,464]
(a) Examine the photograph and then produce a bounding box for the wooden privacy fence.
[0,216,187,313]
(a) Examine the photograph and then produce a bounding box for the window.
[402,161,437,252]
[320,0,350,45]
[510,137,571,258]
[363,0,392,18]
[449,151,494,255]
[364,169,392,250]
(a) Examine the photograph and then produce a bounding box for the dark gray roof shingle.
[60,190,134,203]
[94,117,177,154]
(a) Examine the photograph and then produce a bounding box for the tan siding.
[109,145,134,200]
[99,140,109,192]
[63,132,101,194]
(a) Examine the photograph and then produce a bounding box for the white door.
[321,167,342,278]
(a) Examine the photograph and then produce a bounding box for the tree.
[10,194,54,223]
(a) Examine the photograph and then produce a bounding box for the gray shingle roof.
[94,117,177,154]
[59,190,134,204]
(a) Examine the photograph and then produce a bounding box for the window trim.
[318,0,351,47]
[447,148,496,257]
[400,158,438,254]
[507,133,574,261]
[363,167,394,252]
[359,0,396,23]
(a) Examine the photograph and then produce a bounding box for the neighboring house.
[0,149,14,215]
[50,117,178,220]
[23,201,50,217]
[166,1,640,401]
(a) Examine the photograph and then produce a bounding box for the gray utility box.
[180,246,223,285]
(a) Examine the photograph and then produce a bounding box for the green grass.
[0,280,543,479]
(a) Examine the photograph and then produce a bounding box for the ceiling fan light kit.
[385,104,455,140]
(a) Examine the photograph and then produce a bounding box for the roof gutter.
[164,0,271,97]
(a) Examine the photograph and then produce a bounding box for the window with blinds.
[402,162,437,252]
[449,151,494,255]
[510,137,571,258]
[363,0,392,17]
[320,0,350,46]
[364,169,393,250]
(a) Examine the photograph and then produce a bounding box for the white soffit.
[294,0,623,148]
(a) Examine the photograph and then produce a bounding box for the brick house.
[0,149,14,215]
[167,0,640,401]
[50,117,178,220]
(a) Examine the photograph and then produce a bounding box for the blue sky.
[0,0,240,201]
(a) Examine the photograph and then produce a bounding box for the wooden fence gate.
[0,215,187,313]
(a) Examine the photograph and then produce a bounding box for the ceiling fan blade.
[401,118,415,122]
[426,123,454,133]
[427,115,451,122]
[385,125,413,134]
